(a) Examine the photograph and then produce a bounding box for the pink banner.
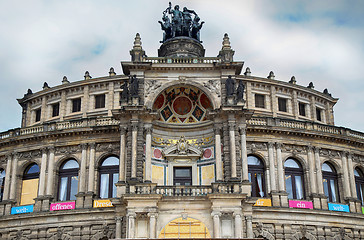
[289,200,313,209]
[50,202,75,211]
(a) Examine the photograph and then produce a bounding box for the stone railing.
[156,186,212,196]
[143,57,221,64]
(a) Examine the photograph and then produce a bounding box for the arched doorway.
[158,217,211,239]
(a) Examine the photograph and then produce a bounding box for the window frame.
[355,168,364,205]
[0,169,5,202]
[58,159,79,201]
[316,107,322,121]
[247,155,266,197]
[298,102,306,116]
[173,167,192,186]
[284,158,305,200]
[72,98,82,113]
[52,102,60,117]
[322,162,340,203]
[98,156,119,199]
[278,97,287,112]
[254,94,265,108]
[35,109,41,122]
[95,94,106,109]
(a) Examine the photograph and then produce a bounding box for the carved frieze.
[145,80,162,96]
[19,150,42,160]
[56,145,80,155]
[282,144,307,155]
[96,143,119,153]
[203,80,221,97]
[247,142,267,152]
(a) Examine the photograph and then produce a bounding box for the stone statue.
[182,7,195,37]
[120,81,129,101]
[129,75,139,97]
[236,80,245,102]
[226,75,235,96]
[158,14,172,42]
[191,15,204,42]
[167,2,183,37]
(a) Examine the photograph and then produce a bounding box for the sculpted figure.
[158,14,172,42]
[129,75,139,97]
[236,80,245,101]
[182,7,195,37]
[226,75,235,96]
[120,81,129,101]
[167,2,183,37]
[191,16,204,42]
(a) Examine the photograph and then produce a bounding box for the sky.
[0,0,363,133]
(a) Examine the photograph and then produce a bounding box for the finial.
[218,33,234,62]
[289,76,296,84]
[244,67,251,76]
[133,33,142,50]
[109,67,116,76]
[267,71,275,79]
[130,33,146,62]
[24,88,33,97]
[43,82,50,90]
[307,82,314,89]
[84,71,92,80]
[323,88,332,97]
[62,76,69,84]
[222,33,231,50]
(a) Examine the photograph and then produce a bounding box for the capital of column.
[214,124,222,135]
[48,146,55,153]
[245,215,252,221]
[115,216,123,222]
[275,142,282,149]
[239,127,246,135]
[148,212,158,218]
[314,146,320,154]
[228,122,235,130]
[145,126,152,135]
[233,212,242,218]
[131,122,138,131]
[41,148,48,154]
[341,151,349,158]
[267,142,274,149]
[89,142,96,149]
[80,143,88,151]
[307,145,313,152]
[211,211,221,218]
[127,212,137,218]
[120,126,127,135]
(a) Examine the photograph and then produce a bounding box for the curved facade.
[0,23,364,240]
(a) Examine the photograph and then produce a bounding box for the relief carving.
[145,80,162,96]
[203,80,221,97]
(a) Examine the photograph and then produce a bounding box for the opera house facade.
[0,4,363,240]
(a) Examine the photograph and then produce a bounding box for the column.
[212,212,220,238]
[115,217,123,239]
[144,125,152,182]
[119,127,126,182]
[307,146,316,194]
[46,147,55,196]
[229,121,237,179]
[268,142,276,191]
[87,143,96,192]
[314,147,324,195]
[9,153,18,200]
[108,82,114,116]
[347,153,357,198]
[38,148,48,196]
[148,213,157,238]
[2,155,12,201]
[341,152,351,198]
[234,213,242,238]
[79,144,87,193]
[214,125,223,181]
[127,213,136,239]
[131,121,138,179]
[276,143,284,192]
[240,127,248,181]
[60,91,66,121]
[245,216,253,238]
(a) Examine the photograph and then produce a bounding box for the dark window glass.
[354,168,364,205]
[95,94,106,109]
[35,109,41,122]
[99,156,119,199]
[278,98,287,112]
[58,159,79,201]
[52,103,60,117]
[174,167,192,186]
[284,158,305,200]
[316,108,322,121]
[298,102,306,116]
[255,94,265,108]
[248,155,265,197]
[72,98,81,112]
[0,169,5,202]
[322,162,339,203]
[23,163,40,180]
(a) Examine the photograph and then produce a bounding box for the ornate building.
[0,3,363,240]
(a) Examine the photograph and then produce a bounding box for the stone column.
[46,147,55,196]
[127,212,136,239]
[212,212,221,238]
[214,125,223,181]
[276,143,284,192]
[131,121,138,179]
[240,127,249,182]
[347,153,357,199]
[148,213,157,238]
[144,125,152,182]
[60,91,66,121]
[115,217,123,239]
[307,146,317,194]
[2,155,12,200]
[234,213,242,238]
[119,127,126,182]
[245,216,253,238]
[341,152,351,198]
[38,148,48,196]
[9,153,18,200]
[228,121,237,179]
[268,142,276,191]
[79,144,88,193]
[315,147,324,195]
[87,143,96,193]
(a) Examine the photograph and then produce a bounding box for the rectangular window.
[35,109,41,122]
[298,102,306,116]
[95,94,106,109]
[72,98,81,113]
[316,107,322,121]
[52,103,60,117]
[278,98,287,112]
[255,94,265,108]
[173,167,192,186]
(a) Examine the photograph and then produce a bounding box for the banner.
[254,199,272,207]
[362,207,364,214]
[328,203,349,212]
[289,200,313,209]
[11,205,34,215]
[93,199,113,208]
[50,202,75,211]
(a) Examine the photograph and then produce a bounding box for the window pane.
[330,179,338,202]
[72,98,81,112]
[35,109,41,122]
[295,175,304,200]
[284,159,300,168]
[298,102,306,116]
[26,164,40,174]
[112,173,119,198]
[59,177,68,201]
[248,173,251,182]
[323,178,329,200]
[285,175,293,199]
[102,156,119,166]
[322,163,334,173]
[52,103,60,117]
[316,108,322,121]
[248,156,262,166]
[255,94,265,108]
[62,160,79,169]
[100,174,109,198]
[278,98,287,112]
[360,184,364,205]
[70,176,78,201]
[95,94,106,109]
[257,173,264,197]
[175,168,191,177]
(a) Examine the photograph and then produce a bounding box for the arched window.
[284,158,305,200]
[58,159,79,201]
[99,156,119,199]
[248,155,265,197]
[20,163,40,205]
[354,168,364,205]
[0,169,5,201]
[322,162,339,203]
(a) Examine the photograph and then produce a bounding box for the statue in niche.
[191,16,204,42]
[236,80,245,102]
[120,81,129,101]
[225,75,235,96]
[129,75,139,97]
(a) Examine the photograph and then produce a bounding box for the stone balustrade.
[143,57,221,64]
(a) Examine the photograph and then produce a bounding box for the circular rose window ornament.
[172,96,192,116]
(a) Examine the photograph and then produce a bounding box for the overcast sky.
[0,0,363,133]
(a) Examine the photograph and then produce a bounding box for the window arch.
[20,163,40,205]
[354,167,364,205]
[248,155,266,197]
[0,169,5,201]
[99,156,119,199]
[58,159,79,201]
[322,162,339,203]
[284,158,305,200]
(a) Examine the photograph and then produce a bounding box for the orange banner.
[254,198,272,207]
[93,199,113,208]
